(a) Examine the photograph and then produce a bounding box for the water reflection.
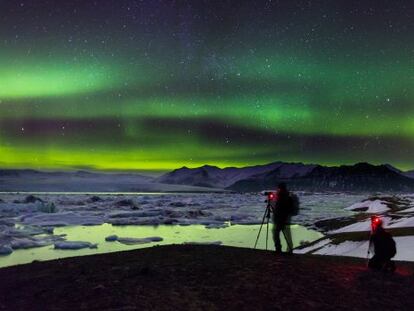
[0,223,323,268]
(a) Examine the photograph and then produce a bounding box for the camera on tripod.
[263,191,277,203]
[254,190,278,250]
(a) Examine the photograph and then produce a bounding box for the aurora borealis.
[0,1,413,171]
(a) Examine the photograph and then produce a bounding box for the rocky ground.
[0,245,413,311]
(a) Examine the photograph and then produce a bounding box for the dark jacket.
[273,190,292,222]
[370,227,396,259]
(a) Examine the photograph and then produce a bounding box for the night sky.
[0,0,413,171]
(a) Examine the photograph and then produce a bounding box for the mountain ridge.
[1,162,414,192]
[157,161,414,192]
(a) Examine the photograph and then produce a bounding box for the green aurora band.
[0,1,413,171]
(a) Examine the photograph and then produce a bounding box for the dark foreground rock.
[0,245,414,311]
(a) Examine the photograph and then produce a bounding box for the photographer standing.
[272,183,294,254]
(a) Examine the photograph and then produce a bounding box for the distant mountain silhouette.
[156,162,316,188]
[404,170,414,179]
[2,162,414,192]
[0,169,209,192]
[158,162,414,192]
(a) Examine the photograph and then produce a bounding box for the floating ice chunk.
[0,245,13,255]
[23,195,43,203]
[10,238,51,249]
[0,202,39,215]
[116,236,163,245]
[108,211,160,218]
[183,241,222,245]
[115,199,137,207]
[12,225,47,236]
[230,219,262,225]
[162,218,179,225]
[169,201,186,207]
[345,200,389,214]
[22,211,105,226]
[54,241,98,250]
[87,196,102,203]
[197,220,224,226]
[205,223,229,229]
[109,217,161,226]
[36,201,57,213]
[105,235,118,242]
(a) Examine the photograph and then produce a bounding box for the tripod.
[253,203,290,251]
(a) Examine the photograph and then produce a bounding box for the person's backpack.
[375,230,397,258]
[383,232,397,258]
[289,193,300,216]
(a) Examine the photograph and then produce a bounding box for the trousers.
[272,217,293,252]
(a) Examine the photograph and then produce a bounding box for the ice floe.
[105,235,118,242]
[104,235,163,245]
[0,192,365,233]
[0,192,408,259]
[54,241,98,250]
[0,245,13,255]
[0,225,65,255]
[21,211,106,226]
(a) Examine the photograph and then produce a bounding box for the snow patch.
[397,206,414,213]
[330,217,391,234]
[387,216,414,229]
[393,236,414,261]
[345,199,389,214]
[310,236,414,262]
[294,238,332,254]
[313,240,369,258]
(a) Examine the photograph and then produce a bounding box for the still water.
[0,223,323,268]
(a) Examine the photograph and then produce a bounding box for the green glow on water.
[0,223,323,268]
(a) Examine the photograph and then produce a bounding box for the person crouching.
[368,216,396,272]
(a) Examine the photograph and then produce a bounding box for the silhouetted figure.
[368,216,396,272]
[271,183,294,254]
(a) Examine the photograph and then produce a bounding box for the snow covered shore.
[298,195,414,261]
